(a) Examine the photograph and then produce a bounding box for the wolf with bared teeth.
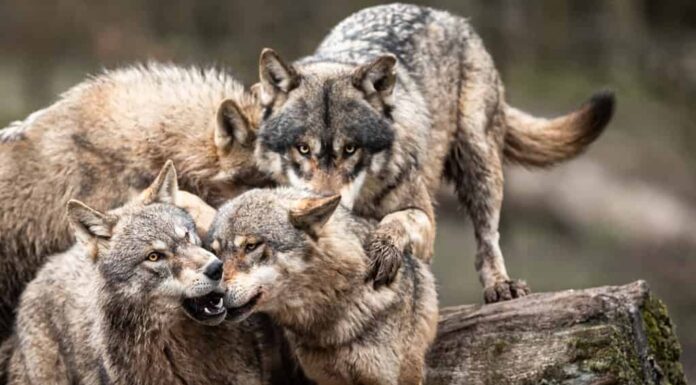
[0,64,271,340]
[254,3,615,302]
[4,162,269,385]
[210,187,438,385]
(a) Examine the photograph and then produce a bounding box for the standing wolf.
[0,63,269,339]
[254,3,615,302]
[210,188,438,385]
[5,162,268,385]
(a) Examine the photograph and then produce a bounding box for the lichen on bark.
[641,295,686,385]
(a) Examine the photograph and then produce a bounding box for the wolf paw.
[483,279,530,304]
[365,233,403,289]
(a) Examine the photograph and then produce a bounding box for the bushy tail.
[0,335,15,385]
[503,91,615,167]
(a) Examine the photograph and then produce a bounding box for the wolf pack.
[0,4,614,385]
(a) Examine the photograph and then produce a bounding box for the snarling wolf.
[0,63,270,339]
[5,162,269,385]
[253,3,615,302]
[209,187,438,385]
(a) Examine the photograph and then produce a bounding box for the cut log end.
[426,281,687,385]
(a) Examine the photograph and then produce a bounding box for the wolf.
[209,187,439,385]
[0,63,271,339]
[253,3,615,302]
[4,162,272,385]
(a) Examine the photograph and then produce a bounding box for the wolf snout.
[203,259,223,281]
[224,286,262,321]
[224,288,244,308]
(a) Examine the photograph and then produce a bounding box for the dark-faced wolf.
[209,187,438,385]
[5,162,269,385]
[253,3,614,302]
[0,63,270,339]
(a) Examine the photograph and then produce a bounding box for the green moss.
[518,296,687,385]
[492,340,509,356]
[520,326,642,385]
[641,296,687,385]
[570,326,643,384]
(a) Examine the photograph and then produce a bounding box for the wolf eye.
[147,251,165,262]
[297,143,310,155]
[245,241,262,253]
[344,144,357,156]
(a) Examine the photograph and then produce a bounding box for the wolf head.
[67,161,227,326]
[254,49,399,206]
[207,188,364,322]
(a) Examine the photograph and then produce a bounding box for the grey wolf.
[0,63,270,339]
[6,162,269,385]
[253,3,615,302]
[209,187,439,385]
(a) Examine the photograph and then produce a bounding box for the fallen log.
[426,281,686,385]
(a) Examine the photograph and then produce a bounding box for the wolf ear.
[67,200,114,247]
[289,195,341,237]
[352,55,397,101]
[215,99,254,151]
[259,48,299,105]
[249,83,263,103]
[141,160,179,205]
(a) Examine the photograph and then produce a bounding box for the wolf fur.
[253,3,615,302]
[0,63,271,339]
[0,336,13,385]
[209,187,439,385]
[5,162,270,385]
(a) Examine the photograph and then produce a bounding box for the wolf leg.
[366,177,435,287]
[447,38,529,301]
[367,208,433,287]
[450,130,529,302]
[448,125,529,302]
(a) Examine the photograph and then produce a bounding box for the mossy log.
[426,281,686,385]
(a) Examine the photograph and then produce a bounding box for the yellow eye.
[297,144,310,155]
[147,252,164,262]
[245,241,261,253]
[344,144,357,155]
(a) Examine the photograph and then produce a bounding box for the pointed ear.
[352,55,397,101]
[141,160,179,205]
[289,195,341,237]
[215,99,254,151]
[249,82,263,102]
[258,48,299,105]
[67,199,114,244]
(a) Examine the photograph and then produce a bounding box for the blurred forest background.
[0,0,694,378]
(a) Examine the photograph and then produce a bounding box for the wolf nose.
[203,259,223,281]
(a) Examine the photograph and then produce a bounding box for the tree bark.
[426,281,686,385]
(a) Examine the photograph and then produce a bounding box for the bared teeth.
[202,294,225,315]
[184,292,225,319]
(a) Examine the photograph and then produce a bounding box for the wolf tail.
[0,335,15,384]
[502,91,615,167]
